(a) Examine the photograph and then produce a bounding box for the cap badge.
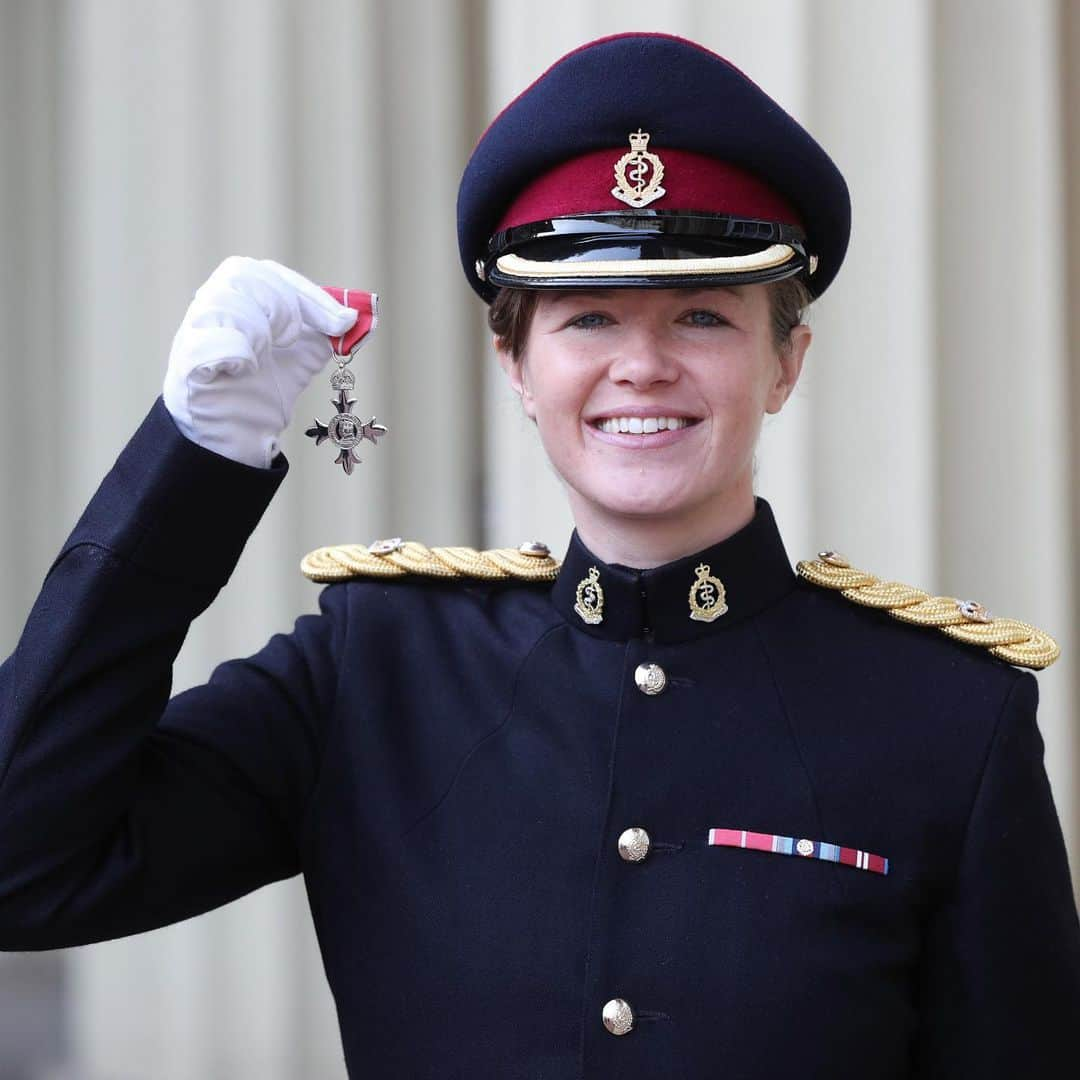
[612,129,666,209]
[688,563,728,623]
[574,566,605,625]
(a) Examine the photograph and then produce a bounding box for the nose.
[605,326,680,390]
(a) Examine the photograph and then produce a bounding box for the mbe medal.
[306,287,388,475]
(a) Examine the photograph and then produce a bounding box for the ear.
[494,334,537,420]
[764,324,811,415]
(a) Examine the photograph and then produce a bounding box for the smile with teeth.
[592,416,697,434]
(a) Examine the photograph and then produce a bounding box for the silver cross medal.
[305,350,388,475]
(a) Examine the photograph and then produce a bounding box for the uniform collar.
[551,497,795,643]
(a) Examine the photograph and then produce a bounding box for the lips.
[586,405,702,437]
[584,409,703,448]
[593,415,695,434]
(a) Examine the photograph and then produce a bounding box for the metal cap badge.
[611,130,666,208]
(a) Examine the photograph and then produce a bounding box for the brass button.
[617,827,651,863]
[602,997,634,1035]
[634,662,667,696]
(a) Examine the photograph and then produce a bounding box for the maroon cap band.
[495,145,804,234]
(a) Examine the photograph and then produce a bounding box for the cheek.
[719,343,778,403]
[695,359,776,451]
[534,374,582,415]
[523,352,593,424]
[702,367,770,421]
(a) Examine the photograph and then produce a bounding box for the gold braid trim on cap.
[301,541,561,584]
[795,557,1060,670]
[494,244,797,280]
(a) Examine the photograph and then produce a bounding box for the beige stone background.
[0,0,1078,1075]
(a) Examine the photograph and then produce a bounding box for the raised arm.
[0,257,367,949]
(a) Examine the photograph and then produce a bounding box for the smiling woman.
[493,285,811,565]
[0,28,1077,1080]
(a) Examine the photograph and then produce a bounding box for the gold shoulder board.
[796,551,1060,670]
[301,538,561,584]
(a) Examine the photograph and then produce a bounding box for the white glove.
[163,256,361,469]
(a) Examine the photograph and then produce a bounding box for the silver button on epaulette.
[617,827,651,862]
[634,662,667,695]
[817,550,849,567]
[957,599,994,623]
[369,537,403,555]
[602,997,634,1035]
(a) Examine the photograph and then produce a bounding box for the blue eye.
[683,310,725,327]
[569,312,609,331]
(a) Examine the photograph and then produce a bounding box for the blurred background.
[1,0,1078,1075]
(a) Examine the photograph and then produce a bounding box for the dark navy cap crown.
[458,32,850,302]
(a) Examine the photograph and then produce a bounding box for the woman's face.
[496,284,809,529]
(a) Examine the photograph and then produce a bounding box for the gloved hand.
[163,256,363,469]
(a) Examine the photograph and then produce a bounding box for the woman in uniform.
[1,31,1078,1080]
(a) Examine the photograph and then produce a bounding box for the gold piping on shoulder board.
[612,129,667,209]
[689,563,728,622]
[574,566,605,625]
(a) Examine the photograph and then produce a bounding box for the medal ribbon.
[323,286,378,356]
[708,827,889,875]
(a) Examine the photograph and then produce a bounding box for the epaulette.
[301,537,561,584]
[796,551,1060,670]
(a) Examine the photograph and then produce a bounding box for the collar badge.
[612,129,666,209]
[688,563,728,623]
[574,566,605,625]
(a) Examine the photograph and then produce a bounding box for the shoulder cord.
[796,558,1059,670]
[302,541,561,584]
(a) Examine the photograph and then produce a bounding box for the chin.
[581,482,700,521]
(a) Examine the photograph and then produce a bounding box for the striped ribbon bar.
[708,827,889,876]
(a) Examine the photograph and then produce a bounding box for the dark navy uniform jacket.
[1,399,1079,1078]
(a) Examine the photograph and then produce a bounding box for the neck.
[568,483,757,570]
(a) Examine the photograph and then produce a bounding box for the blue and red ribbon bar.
[708,827,889,876]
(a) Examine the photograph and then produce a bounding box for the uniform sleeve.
[914,671,1080,1075]
[0,398,344,950]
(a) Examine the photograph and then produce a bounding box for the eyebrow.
[543,289,615,302]
[543,285,741,303]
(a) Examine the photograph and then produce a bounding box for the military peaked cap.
[458,32,851,302]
